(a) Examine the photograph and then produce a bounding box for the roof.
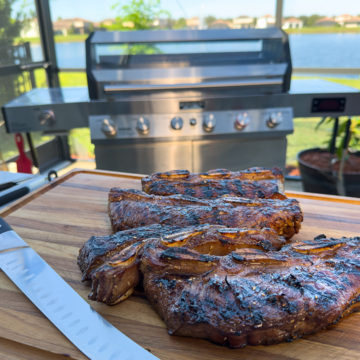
[316,17,337,23]
[344,16,360,22]
[234,15,253,19]
[212,19,232,24]
[284,17,303,23]
[53,17,92,26]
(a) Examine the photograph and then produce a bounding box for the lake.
[30,33,360,70]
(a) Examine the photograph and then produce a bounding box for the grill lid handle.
[103,78,282,93]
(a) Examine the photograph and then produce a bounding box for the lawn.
[286,118,333,165]
[285,26,360,34]
[286,76,360,165]
[15,34,88,44]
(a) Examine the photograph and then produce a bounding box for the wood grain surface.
[0,169,359,360]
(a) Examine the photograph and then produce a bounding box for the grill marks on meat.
[77,167,360,348]
[140,235,360,348]
[78,224,181,282]
[108,189,303,239]
[77,225,286,305]
[78,224,183,304]
[141,167,286,199]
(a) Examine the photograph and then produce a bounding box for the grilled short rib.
[78,224,182,281]
[78,224,286,305]
[142,167,286,199]
[140,234,360,348]
[108,189,303,239]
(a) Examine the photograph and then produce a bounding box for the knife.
[0,217,159,360]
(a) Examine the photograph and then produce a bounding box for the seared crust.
[108,189,303,239]
[142,168,286,199]
[78,225,286,305]
[141,235,360,348]
[78,224,181,281]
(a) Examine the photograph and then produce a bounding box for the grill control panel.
[91,107,293,140]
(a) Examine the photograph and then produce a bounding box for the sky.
[16,0,360,22]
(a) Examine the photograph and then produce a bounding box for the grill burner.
[3,28,360,173]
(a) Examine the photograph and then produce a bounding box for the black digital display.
[179,101,205,110]
[311,98,345,113]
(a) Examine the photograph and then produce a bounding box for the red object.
[15,133,32,174]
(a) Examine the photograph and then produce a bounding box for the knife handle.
[0,217,12,234]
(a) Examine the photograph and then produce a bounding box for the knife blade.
[0,217,159,360]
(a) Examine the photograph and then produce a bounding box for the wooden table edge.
[1,169,359,218]
[0,168,145,217]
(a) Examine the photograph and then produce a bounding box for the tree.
[87,23,95,34]
[0,0,22,48]
[204,15,216,28]
[68,24,77,35]
[109,0,169,31]
[299,14,324,27]
[0,1,32,162]
[173,17,187,29]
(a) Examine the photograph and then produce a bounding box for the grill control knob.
[266,112,283,128]
[136,116,150,135]
[38,109,55,127]
[170,117,183,130]
[203,114,216,132]
[101,118,117,137]
[234,113,250,131]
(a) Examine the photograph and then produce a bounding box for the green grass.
[34,69,87,87]
[0,127,54,161]
[59,72,87,87]
[68,128,94,159]
[285,26,360,34]
[15,34,87,44]
[286,118,332,165]
[286,76,360,165]
[322,78,360,89]
[292,76,360,90]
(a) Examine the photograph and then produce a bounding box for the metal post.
[34,0,72,172]
[24,42,36,88]
[275,0,284,28]
[34,0,60,88]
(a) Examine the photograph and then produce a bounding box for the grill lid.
[86,28,292,100]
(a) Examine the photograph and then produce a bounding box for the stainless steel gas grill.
[88,28,293,172]
[3,28,360,174]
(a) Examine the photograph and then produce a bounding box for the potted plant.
[297,116,360,196]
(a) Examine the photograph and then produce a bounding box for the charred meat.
[141,234,360,348]
[142,167,286,199]
[78,225,285,305]
[78,224,180,282]
[108,189,303,239]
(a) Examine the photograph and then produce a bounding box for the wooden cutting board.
[0,169,359,360]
